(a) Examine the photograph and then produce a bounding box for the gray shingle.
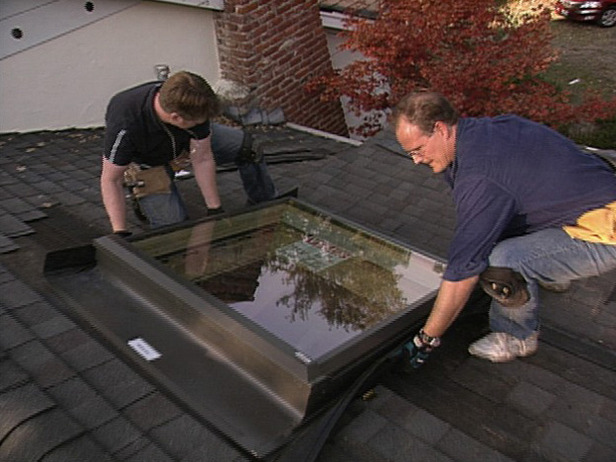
[586,414,616,450]
[40,436,114,462]
[47,377,118,429]
[82,359,155,408]
[538,421,593,461]
[369,423,453,462]
[438,428,514,462]
[0,233,19,254]
[584,442,616,462]
[91,415,143,454]
[0,313,33,349]
[3,181,40,198]
[0,407,84,462]
[124,442,173,462]
[58,337,115,372]
[337,408,388,444]
[505,380,556,417]
[9,339,75,388]
[0,356,29,391]
[0,278,42,309]
[112,436,154,460]
[123,392,183,432]
[0,197,35,215]
[0,212,34,237]
[0,382,55,441]
[52,190,87,206]
[149,414,222,459]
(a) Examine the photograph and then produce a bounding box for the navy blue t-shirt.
[442,115,616,281]
[104,82,211,167]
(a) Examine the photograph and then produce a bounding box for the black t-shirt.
[103,82,211,167]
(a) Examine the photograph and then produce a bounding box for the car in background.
[555,0,616,27]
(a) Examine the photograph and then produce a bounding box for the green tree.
[308,0,616,137]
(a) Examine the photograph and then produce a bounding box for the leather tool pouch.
[169,149,191,172]
[479,266,529,308]
[124,164,172,199]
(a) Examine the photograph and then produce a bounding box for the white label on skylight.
[128,337,162,361]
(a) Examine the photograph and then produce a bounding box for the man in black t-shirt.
[102,71,278,234]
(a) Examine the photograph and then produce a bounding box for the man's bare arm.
[100,157,129,232]
[422,276,480,338]
[190,136,221,209]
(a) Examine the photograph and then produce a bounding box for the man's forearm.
[191,138,221,209]
[423,276,479,338]
[101,178,127,232]
[193,158,221,209]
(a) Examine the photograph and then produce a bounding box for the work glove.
[402,329,441,369]
[206,206,225,216]
[114,230,133,238]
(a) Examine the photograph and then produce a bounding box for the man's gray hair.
[393,91,459,135]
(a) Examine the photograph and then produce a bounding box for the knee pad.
[236,132,261,164]
[479,266,529,307]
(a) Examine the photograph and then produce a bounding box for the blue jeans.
[138,180,187,228]
[211,123,277,204]
[137,124,277,228]
[487,228,616,339]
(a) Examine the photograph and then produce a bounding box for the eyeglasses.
[405,128,435,160]
[405,144,426,160]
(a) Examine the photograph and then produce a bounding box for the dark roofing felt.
[1,126,616,461]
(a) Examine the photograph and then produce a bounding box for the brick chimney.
[214,0,348,136]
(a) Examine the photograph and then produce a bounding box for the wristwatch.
[207,206,225,216]
[417,328,441,348]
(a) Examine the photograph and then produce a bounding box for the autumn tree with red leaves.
[308,0,616,137]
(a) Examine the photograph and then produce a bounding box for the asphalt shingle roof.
[1,126,615,461]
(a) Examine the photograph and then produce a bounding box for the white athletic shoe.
[468,331,539,363]
[175,169,192,179]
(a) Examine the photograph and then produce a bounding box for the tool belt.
[123,164,172,199]
[124,150,191,199]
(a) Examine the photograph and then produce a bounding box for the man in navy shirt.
[393,91,616,364]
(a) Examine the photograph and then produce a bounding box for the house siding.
[1,0,349,136]
[0,1,220,133]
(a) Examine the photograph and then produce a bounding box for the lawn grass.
[547,18,616,100]
[503,2,616,148]
[546,17,616,148]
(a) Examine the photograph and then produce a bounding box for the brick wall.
[215,0,348,136]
